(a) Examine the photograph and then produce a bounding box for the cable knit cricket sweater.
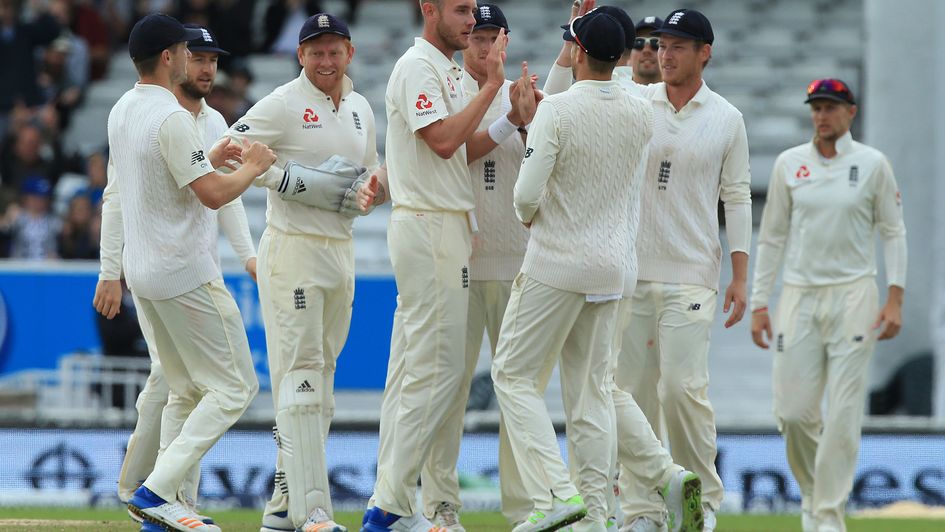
[515,79,652,295]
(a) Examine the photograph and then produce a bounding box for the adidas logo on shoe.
[297,380,315,393]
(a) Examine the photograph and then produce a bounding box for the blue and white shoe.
[360,506,448,532]
[128,486,221,531]
[141,522,167,532]
[260,510,294,532]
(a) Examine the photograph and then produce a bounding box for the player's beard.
[180,79,211,101]
[437,20,468,51]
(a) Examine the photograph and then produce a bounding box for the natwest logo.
[416,93,434,111]
[795,165,810,179]
[303,109,319,123]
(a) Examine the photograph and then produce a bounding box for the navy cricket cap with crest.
[128,13,203,61]
[563,6,634,50]
[652,8,714,44]
[805,79,856,105]
[184,23,229,55]
[474,4,510,33]
[299,13,351,44]
[635,15,664,33]
[569,11,625,62]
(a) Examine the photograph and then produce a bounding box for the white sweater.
[107,84,218,300]
[515,80,652,295]
[634,81,752,291]
[463,74,528,281]
[750,132,908,310]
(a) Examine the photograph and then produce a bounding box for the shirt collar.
[572,79,622,91]
[197,98,210,118]
[134,82,178,103]
[809,130,854,158]
[612,66,633,82]
[299,70,355,99]
[652,79,711,108]
[415,37,463,75]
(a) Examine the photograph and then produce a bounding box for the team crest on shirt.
[352,111,363,133]
[848,165,859,187]
[446,76,458,99]
[302,108,322,129]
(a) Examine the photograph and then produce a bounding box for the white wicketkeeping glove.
[277,155,367,211]
[338,172,375,218]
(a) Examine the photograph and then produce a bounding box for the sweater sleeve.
[217,197,256,266]
[543,63,572,96]
[224,92,287,189]
[721,115,753,255]
[874,157,907,288]
[514,101,559,223]
[98,158,123,281]
[750,155,791,311]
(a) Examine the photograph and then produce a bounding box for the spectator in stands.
[60,0,111,80]
[228,60,255,118]
[206,0,255,70]
[58,191,97,258]
[261,0,322,54]
[343,0,361,24]
[37,36,87,130]
[0,122,63,194]
[83,149,106,205]
[0,0,61,139]
[629,15,662,85]
[1,177,60,259]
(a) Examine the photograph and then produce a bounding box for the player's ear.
[347,42,356,65]
[296,44,305,68]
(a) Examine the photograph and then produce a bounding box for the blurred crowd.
[0,0,422,261]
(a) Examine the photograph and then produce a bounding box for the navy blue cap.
[299,13,351,44]
[805,78,856,105]
[635,15,663,33]
[184,23,229,55]
[652,9,714,45]
[563,6,633,49]
[570,11,625,62]
[474,4,509,33]
[128,13,203,61]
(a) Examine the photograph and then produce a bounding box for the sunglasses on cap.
[806,78,856,104]
[633,37,659,51]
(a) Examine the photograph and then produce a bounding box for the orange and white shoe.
[128,486,220,531]
[299,508,347,532]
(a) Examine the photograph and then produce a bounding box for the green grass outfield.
[1,508,943,532]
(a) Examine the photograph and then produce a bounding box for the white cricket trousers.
[258,227,355,518]
[136,279,258,503]
[773,277,878,532]
[616,281,722,522]
[422,279,538,524]
[373,207,472,517]
[492,273,616,527]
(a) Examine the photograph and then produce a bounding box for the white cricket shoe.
[260,510,294,532]
[299,508,347,532]
[660,471,703,532]
[801,509,815,532]
[620,516,667,532]
[360,506,449,532]
[512,494,588,532]
[430,502,465,531]
[702,506,716,532]
[128,486,221,532]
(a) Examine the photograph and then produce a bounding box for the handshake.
[276,155,379,217]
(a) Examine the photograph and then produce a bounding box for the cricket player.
[490,10,655,532]
[542,5,707,532]
[625,16,662,85]
[361,0,539,529]
[219,12,381,532]
[750,79,907,532]
[418,4,536,529]
[112,13,275,532]
[94,25,256,526]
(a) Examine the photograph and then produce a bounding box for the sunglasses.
[633,37,659,51]
[807,79,852,98]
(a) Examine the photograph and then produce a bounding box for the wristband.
[488,114,517,144]
[752,307,768,314]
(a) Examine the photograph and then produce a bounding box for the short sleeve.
[402,59,450,132]
[158,111,213,188]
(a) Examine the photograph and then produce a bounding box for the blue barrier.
[0,262,397,390]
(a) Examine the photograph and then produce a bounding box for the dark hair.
[133,42,183,76]
[587,55,619,75]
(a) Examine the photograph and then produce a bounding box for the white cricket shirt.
[386,38,473,212]
[750,132,908,310]
[225,72,378,239]
[106,83,217,300]
[462,74,528,281]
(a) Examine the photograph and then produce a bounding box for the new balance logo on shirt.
[191,150,205,164]
[296,379,315,393]
[688,303,701,311]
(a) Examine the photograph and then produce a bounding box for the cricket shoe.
[360,506,449,532]
[558,514,617,531]
[660,471,702,532]
[801,509,815,532]
[430,502,465,531]
[261,510,294,532]
[299,508,347,531]
[619,516,667,532]
[702,506,715,532]
[128,486,221,532]
[512,494,588,532]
